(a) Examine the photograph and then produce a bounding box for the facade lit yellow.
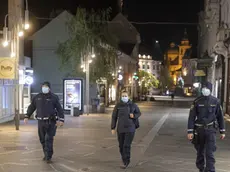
[166,31,191,85]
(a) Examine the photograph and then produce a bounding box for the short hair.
[42,81,51,88]
[121,90,129,96]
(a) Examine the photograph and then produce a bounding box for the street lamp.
[80,48,96,115]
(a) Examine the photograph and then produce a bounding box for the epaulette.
[194,96,203,103]
[51,93,58,98]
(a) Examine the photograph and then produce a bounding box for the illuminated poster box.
[63,78,83,111]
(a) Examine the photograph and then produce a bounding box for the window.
[147,65,150,69]
[153,65,155,70]
[142,64,145,69]
[157,65,160,70]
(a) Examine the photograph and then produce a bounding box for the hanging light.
[2,26,8,47]
[18,31,24,37]
[11,52,16,57]
[2,41,8,47]
[24,10,30,30]
[89,59,92,63]
[24,0,30,30]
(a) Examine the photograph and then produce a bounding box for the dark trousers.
[38,120,57,160]
[117,132,135,164]
[194,128,216,172]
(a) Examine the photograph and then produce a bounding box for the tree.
[138,70,159,95]
[56,7,118,83]
[159,66,173,93]
[56,8,119,106]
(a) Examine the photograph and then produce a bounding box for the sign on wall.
[63,78,83,111]
[0,58,15,79]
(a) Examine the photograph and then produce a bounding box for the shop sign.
[0,57,15,79]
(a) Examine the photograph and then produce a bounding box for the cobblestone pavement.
[0,102,229,172]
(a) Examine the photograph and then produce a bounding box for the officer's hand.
[130,114,134,119]
[111,130,116,135]
[220,134,225,140]
[187,134,194,140]
[24,118,28,124]
[56,121,64,127]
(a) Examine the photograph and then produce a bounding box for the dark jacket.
[187,95,225,134]
[111,101,141,133]
[25,92,64,122]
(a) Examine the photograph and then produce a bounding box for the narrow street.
[0,102,229,172]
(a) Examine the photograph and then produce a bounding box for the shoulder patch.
[190,104,194,110]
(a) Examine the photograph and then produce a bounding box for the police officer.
[187,82,225,172]
[111,91,141,169]
[24,82,65,163]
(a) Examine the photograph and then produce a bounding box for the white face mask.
[202,87,211,96]
[42,87,50,94]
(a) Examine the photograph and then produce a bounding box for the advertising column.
[63,78,83,114]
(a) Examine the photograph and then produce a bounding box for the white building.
[138,54,161,79]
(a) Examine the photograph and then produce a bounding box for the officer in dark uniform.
[111,91,141,169]
[187,82,225,172]
[24,82,65,163]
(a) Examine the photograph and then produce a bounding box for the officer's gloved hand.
[220,134,225,140]
[56,121,64,127]
[187,133,193,140]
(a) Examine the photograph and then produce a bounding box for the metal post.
[8,0,23,130]
[212,60,216,96]
[131,79,134,100]
[85,54,90,115]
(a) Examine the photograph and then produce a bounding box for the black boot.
[125,161,130,168]
[46,159,52,164]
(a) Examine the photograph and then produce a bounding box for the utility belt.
[195,121,218,129]
[36,115,57,121]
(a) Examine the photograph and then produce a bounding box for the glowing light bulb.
[2,41,8,47]
[18,31,24,37]
[10,52,16,57]
[24,23,30,30]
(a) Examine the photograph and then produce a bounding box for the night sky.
[0,0,203,55]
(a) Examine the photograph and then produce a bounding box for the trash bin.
[71,105,80,117]
[92,98,99,113]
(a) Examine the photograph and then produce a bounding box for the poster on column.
[63,78,83,111]
[0,57,15,79]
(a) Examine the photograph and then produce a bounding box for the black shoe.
[46,159,52,164]
[125,161,130,168]
[199,170,204,172]
[120,164,126,169]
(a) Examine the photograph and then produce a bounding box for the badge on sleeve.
[190,104,194,110]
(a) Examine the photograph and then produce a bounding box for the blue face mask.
[42,87,49,94]
[121,97,129,103]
